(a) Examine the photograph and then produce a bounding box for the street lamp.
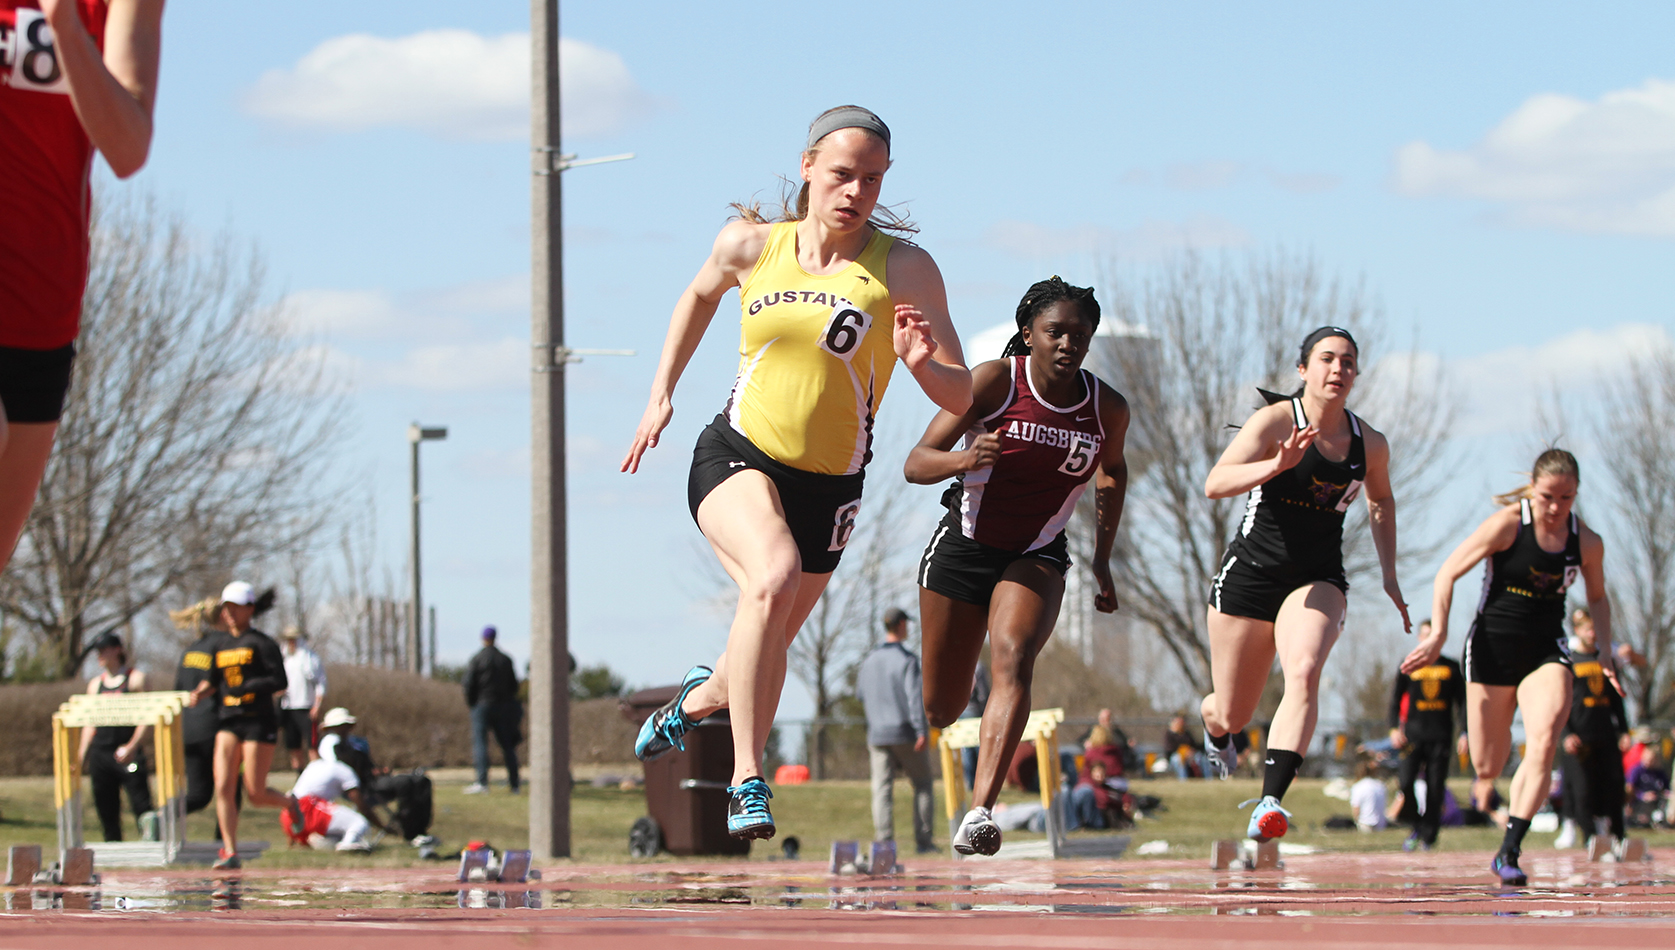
[409,423,447,675]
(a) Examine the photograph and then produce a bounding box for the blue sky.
[129,1,1674,716]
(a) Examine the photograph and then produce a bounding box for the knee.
[924,684,967,729]
[1282,656,1325,693]
[741,567,800,615]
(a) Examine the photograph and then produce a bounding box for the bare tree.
[0,193,342,678]
[1596,346,1675,722]
[1083,250,1454,696]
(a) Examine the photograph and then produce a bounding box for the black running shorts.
[279,708,313,752]
[1208,550,1348,623]
[219,714,278,745]
[917,513,1071,608]
[1464,620,1569,686]
[687,414,865,575]
[0,343,75,423]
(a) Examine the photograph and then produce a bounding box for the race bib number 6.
[4,9,70,94]
[828,498,863,552]
[818,299,872,361]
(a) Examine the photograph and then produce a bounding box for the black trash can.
[620,685,750,857]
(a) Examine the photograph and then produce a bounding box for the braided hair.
[1000,276,1101,358]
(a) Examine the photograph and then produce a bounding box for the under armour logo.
[728,461,747,468]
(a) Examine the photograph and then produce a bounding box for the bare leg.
[1200,608,1276,739]
[1466,683,1518,811]
[1508,663,1572,821]
[919,586,989,728]
[970,560,1064,811]
[240,741,290,808]
[1265,583,1345,754]
[0,420,57,571]
[212,731,243,853]
[687,471,815,786]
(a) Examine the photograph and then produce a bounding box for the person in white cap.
[281,708,396,852]
[186,580,297,869]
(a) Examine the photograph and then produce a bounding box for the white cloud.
[376,338,527,391]
[1265,169,1341,194]
[1394,78,1675,236]
[1165,160,1241,191]
[985,216,1251,261]
[282,288,404,338]
[1439,323,1671,437]
[243,32,657,141]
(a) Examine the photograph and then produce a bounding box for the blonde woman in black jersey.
[1403,449,1615,886]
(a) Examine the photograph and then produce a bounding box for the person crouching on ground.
[281,708,397,852]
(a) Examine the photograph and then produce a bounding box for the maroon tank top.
[953,356,1106,553]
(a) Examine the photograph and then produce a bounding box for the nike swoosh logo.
[1075,416,1093,423]
[1264,758,1275,766]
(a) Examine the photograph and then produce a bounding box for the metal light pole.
[529,0,570,860]
[529,0,635,862]
[409,423,447,675]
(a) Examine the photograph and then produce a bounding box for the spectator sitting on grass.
[281,744,399,853]
[1349,758,1388,831]
[1627,746,1670,828]
[1083,724,1125,778]
[1161,713,1205,780]
[1067,760,1128,831]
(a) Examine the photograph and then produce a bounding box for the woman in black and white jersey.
[1403,449,1614,886]
[1200,327,1410,844]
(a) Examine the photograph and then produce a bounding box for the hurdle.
[51,691,189,867]
[937,707,1129,859]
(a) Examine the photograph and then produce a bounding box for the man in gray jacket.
[856,607,934,854]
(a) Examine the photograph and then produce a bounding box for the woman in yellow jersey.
[621,106,972,839]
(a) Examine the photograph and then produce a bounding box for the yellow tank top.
[728,222,898,475]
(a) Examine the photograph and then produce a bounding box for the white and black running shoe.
[952,806,1001,856]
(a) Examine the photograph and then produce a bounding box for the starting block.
[1587,836,1648,863]
[456,847,536,883]
[1210,839,1280,870]
[827,840,898,875]
[7,846,40,886]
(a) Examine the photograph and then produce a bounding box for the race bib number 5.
[817,299,872,361]
[3,9,69,93]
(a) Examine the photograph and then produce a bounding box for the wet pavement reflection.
[4,850,1673,919]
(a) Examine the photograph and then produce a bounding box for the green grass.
[3,771,1669,867]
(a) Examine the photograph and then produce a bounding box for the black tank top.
[1474,498,1581,637]
[90,670,135,748]
[1228,397,1366,574]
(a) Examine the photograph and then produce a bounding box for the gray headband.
[807,106,890,153]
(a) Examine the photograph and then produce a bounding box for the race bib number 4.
[2,9,70,93]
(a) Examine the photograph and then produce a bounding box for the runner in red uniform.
[909,277,1130,855]
[0,0,163,570]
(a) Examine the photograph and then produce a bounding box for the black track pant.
[1397,739,1452,845]
[86,745,153,842]
[1561,743,1625,841]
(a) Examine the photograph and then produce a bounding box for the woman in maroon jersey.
[0,0,163,571]
[907,276,1130,855]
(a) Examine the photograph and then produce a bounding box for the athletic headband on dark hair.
[807,105,890,154]
[1298,326,1358,365]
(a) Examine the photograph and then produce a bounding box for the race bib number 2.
[3,9,70,94]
